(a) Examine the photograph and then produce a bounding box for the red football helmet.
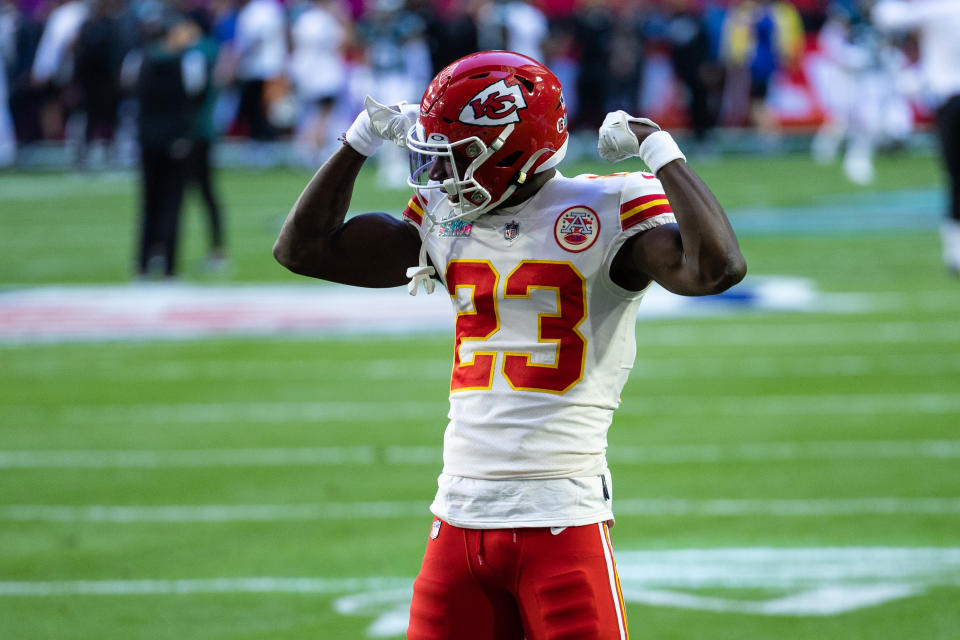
[407,51,568,220]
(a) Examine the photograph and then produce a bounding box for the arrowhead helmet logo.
[459,80,528,126]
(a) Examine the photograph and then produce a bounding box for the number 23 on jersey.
[446,259,587,395]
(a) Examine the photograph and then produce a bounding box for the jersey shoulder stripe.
[620,193,673,230]
[402,194,426,226]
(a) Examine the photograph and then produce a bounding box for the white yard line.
[607,440,960,463]
[2,498,959,523]
[0,447,379,468]
[612,547,960,587]
[31,400,445,424]
[0,576,412,597]
[617,393,960,416]
[613,497,960,517]
[2,440,959,469]
[3,391,958,427]
[0,502,428,522]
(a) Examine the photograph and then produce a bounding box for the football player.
[274,51,746,639]
[873,0,960,275]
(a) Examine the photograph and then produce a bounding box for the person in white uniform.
[874,0,960,274]
[811,5,913,185]
[290,0,348,164]
[274,51,746,639]
[233,0,286,142]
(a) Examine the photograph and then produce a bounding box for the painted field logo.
[554,205,600,253]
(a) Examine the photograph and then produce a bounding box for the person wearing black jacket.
[74,0,122,166]
[135,18,206,278]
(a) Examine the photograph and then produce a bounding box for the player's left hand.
[365,96,420,148]
[598,110,662,163]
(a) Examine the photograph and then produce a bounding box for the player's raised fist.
[345,96,420,157]
[597,110,661,163]
[365,97,420,147]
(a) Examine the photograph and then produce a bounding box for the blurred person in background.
[205,0,243,139]
[603,2,646,120]
[810,3,862,165]
[135,16,209,279]
[0,0,17,165]
[721,0,803,146]
[417,0,478,72]
[233,0,286,148]
[289,0,350,165]
[6,1,45,146]
[30,0,88,144]
[177,0,214,33]
[73,0,123,168]
[873,0,960,275]
[476,0,549,63]
[664,0,720,148]
[357,0,431,187]
[183,13,230,273]
[572,0,613,130]
[810,2,913,185]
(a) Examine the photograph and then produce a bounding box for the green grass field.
[1,150,959,639]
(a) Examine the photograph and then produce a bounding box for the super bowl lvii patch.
[438,219,473,238]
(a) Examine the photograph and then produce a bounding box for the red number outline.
[447,260,500,391]
[503,261,587,394]
[446,259,587,395]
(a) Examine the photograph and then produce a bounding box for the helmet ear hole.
[515,75,535,93]
[496,150,524,168]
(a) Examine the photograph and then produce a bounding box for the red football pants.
[407,518,629,640]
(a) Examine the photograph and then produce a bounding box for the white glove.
[366,96,420,147]
[345,96,419,156]
[597,110,661,163]
[598,110,685,173]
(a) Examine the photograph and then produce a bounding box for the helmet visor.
[406,124,493,218]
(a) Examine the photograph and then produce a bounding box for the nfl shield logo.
[504,220,520,241]
[430,519,442,540]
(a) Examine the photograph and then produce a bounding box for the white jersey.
[403,170,676,528]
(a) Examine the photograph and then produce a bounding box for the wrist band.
[344,111,381,157]
[638,130,686,174]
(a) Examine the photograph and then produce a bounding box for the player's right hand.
[344,96,419,157]
[365,97,420,147]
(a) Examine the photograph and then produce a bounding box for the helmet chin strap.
[406,244,437,296]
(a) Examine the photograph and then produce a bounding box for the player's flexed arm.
[600,112,747,295]
[273,99,422,287]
